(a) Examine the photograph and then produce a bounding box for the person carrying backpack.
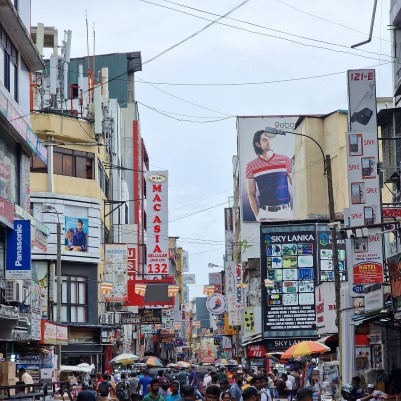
[97,374,112,400]
[116,373,131,401]
[177,368,189,388]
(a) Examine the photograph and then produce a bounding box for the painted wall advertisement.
[237,116,298,222]
[104,244,128,303]
[6,219,31,279]
[260,223,318,338]
[347,69,383,287]
[146,171,169,276]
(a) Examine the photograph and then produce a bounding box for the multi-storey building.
[0,2,48,370]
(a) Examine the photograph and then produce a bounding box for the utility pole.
[56,218,62,369]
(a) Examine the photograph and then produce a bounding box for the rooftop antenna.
[93,22,96,87]
[85,10,92,105]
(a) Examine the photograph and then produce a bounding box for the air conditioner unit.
[100,312,113,325]
[5,281,24,303]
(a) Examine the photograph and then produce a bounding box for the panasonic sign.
[6,219,31,279]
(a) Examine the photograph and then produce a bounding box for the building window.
[54,276,88,323]
[97,161,110,196]
[125,204,129,224]
[0,133,18,203]
[50,147,94,179]
[30,155,47,173]
[0,24,18,101]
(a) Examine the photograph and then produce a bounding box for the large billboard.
[237,116,298,222]
[146,171,169,276]
[260,223,318,338]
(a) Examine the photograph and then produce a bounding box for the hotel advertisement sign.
[261,223,317,338]
[146,171,169,276]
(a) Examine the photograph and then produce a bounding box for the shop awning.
[241,334,262,347]
[62,344,103,354]
[317,334,338,344]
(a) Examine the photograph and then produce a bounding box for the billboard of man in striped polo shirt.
[245,129,293,221]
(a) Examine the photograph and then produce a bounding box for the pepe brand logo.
[148,174,166,183]
[319,233,329,246]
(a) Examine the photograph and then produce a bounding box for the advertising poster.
[146,171,169,276]
[243,307,255,335]
[315,283,337,335]
[316,225,347,282]
[225,208,234,261]
[104,244,128,303]
[64,216,88,252]
[6,220,31,279]
[260,223,317,338]
[32,262,48,318]
[237,116,298,222]
[388,254,401,320]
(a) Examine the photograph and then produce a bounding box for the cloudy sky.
[32,0,393,299]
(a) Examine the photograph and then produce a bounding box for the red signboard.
[353,262,383,284]
[125,278,175,307]
[0,195,14,228]
[382,208,401,218]
[40,320,68,345]
[247,344,267,358]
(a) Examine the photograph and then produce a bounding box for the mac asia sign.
[146,171,169,276]
[260,223,317,338]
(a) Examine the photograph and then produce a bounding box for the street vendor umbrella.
[109,353,140,365]
[143,356,164,367]
[214,358,229,365]
[176,361,191,368]
[167,363,178,369]
[227,359,237,365]
[281,341,330,359]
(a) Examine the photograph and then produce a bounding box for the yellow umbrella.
[281,341,330,359]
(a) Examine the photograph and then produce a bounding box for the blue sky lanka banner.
[6,219,31,279]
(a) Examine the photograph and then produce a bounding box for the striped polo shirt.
[246,153,292,207]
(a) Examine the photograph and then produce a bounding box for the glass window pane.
[86,158,93,179]
[54,152,63,175]
[77,306,86,322]
[31,155,47,173]
[61,305,68,321]
[61,280,68,303]
[71,281,77,303]
[63,154,73,176]
[0,46,4,86]
[9,61,16,100]
[75,156,86,178]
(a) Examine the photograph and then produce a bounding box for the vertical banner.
[182,250,189,272]
[224,208,234,261]
[6,220,31,279]
[235,263,244,309]
[104,244,128,302]
[146,171,169,276]
[347,69,383,287]
[388,254,401,320]
[261,223,317,338]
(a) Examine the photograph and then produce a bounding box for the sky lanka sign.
[146,172,169,276]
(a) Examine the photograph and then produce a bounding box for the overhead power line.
[142,0,251,65]
[140,0,394,63]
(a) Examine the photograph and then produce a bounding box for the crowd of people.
[71,365,396,401]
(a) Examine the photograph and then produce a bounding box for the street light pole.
[44,206,62,369]
[264,127,341,373]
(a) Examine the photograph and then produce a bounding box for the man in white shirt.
[203,369,212,388]
[282,374,293,401]
[359,384,396,401]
